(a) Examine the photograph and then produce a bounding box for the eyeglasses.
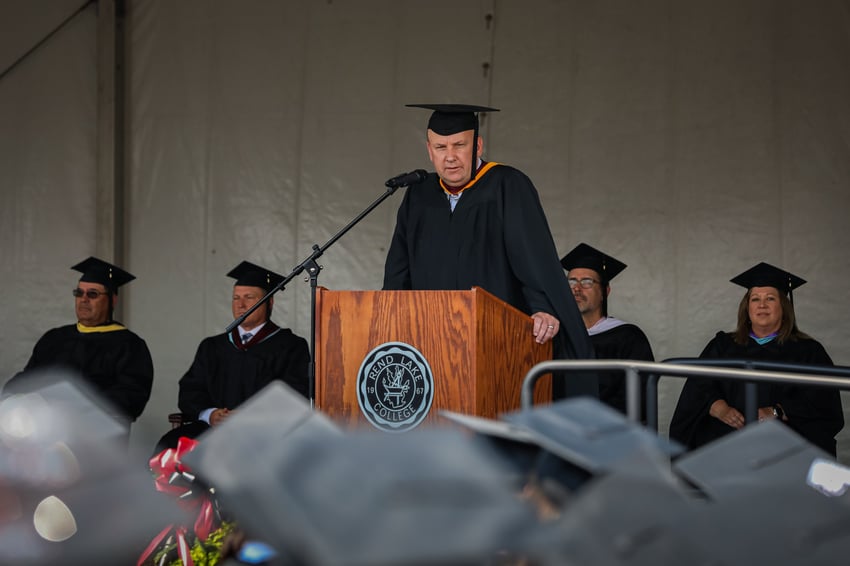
[73,288,109,299]
[567,277,600,289]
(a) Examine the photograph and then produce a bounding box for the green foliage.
[151,522,237,566]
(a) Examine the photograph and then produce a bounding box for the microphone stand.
[225,181,410,406]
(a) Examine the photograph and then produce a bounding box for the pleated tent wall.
[1,3,98,380]
[1,0,849,461]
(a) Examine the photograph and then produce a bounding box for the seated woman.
[669,262,844,457]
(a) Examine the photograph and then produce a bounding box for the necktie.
[242,332,253,344]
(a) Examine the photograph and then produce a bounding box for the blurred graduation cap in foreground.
[444,398,685,526]
[672,421,850,563]
[673,419,833,501]
[188,387,539,565]
[182,381,342,496]
[683,482,850,564]
[0,370,187,566]
[244,428,539,565]
[439,410,542,488]
[528,448,718,566]
[1,369,129,456]
[501,398,684,492]
[443,402,723,565]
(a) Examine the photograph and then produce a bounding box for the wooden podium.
[314,286,552,430]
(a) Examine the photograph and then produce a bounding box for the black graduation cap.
[406,103,499,136]
[71,257,135,294]
[559,242,627,284]
[407,104,499,179]
[730,261,806,300]
[226,261,285,293]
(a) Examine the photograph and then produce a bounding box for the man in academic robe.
[560,243,655,420]
[3,257,154,427]
[155,261,309,452]
[383,104,596,398]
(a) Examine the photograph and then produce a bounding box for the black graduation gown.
[4,323,154,422]
[669,331,844,456]
[177,322,310,419]
[591,323,655,418]
[382,164,596,397]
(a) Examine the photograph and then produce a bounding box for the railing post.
[520,369,538,411]
[625,366,640,423]
[646,373,659,431]
[744,361,758,423]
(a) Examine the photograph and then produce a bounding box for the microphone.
[385,169,428,188]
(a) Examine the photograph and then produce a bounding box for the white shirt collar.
[238,321,266,341]
[587,316,628,336]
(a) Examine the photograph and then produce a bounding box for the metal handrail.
[649,358,850,430]
[520,359,850,431]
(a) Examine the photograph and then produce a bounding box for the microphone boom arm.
[225,182,406,333]
[227,171,426,403]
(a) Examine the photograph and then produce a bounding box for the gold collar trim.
[77,322,126,333]
[440,161,501,196]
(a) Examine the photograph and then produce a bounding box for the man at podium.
[383,104,596,399]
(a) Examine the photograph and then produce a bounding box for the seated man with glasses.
[560,243,655,420]
[3,256,154,428]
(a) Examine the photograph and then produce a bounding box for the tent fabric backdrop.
[1,3,98,385]
[1,0,849,461]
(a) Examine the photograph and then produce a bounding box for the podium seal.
[356,341,434,432]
